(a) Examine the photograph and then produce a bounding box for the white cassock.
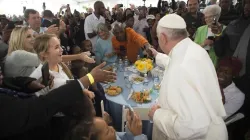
[153,38,228,140]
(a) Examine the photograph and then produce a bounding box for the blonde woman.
[5,27,40,77]
[4,27,95,77]
[30,34,80,90]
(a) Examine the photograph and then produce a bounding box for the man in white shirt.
[217,57,245,118]
[148,14,227,140]
[24,9,58,35]
[84,1,105,51]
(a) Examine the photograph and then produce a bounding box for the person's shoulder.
[197,25,207,30]
[100,15,105,20]
[10,50,36,60]
[126,27,136,34]
[184,41,209,63]
[197,11,204,16]
[85,14,93,21]
[227,18,242,26]
[182,12,191,19]
[11,50,33,56]
[229,82,245,95]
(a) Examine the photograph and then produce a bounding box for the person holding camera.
[194,5,226,67]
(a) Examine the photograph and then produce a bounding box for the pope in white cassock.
[148,14,228,140]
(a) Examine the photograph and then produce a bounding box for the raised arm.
[0,80,84,138]
[13,50,40,67]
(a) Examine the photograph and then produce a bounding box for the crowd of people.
[0,0,249,139]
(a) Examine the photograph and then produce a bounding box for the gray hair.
[157,26,188,40]
[203,5,221,21]
[96,23,109,34]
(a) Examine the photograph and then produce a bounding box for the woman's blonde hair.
[33,34,73,79]
[8,27,31,54]
[33,34,56,61]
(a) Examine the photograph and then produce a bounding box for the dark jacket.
[0,41,8,72]
[214,18,250,77]
[219,8,239,26]
[2,77,37,93]
[41,19,52,28]
[183,12,205,38]
[0,80,84,140]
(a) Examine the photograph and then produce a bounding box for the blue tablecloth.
[104,68,158,140]
[104,69,159,107]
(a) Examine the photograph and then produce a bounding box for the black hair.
[81,40,92,51]
[148,7,160,15]
[123,8,134,22]
[63,94,96,140]
[6,22,15,30]
[126,14,134,21]
[24,9,38,19]
[187,0,200,5]
[94,1,104,10]
[43,10,54,18]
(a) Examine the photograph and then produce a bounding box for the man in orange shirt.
[112,24,152,62]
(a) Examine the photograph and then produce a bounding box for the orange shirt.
[112,28,148,62]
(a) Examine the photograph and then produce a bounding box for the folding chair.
[225,113,245,126]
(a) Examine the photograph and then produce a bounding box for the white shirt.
[84,13,105,51]
[30,26,48,35]
[29,64,70,90]
[153,38,227,140]
[224,82,245,118]
[133,16,148,39]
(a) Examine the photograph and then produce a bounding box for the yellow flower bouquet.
[134,58,153,73]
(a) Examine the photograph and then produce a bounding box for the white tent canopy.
[0,0,174,15]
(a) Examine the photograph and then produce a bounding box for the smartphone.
[66,80,74,84]
[117,4,123,8]
[41,62,50,87]
[208,36,215,41]
[213,17,217,25]
[52,19,60,27]
[127,105,134,121]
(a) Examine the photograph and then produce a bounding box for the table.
[104,67,158,140]
[104,68,159,107]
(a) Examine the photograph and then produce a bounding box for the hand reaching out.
[90,62,116,83]
[78,52,95,63]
